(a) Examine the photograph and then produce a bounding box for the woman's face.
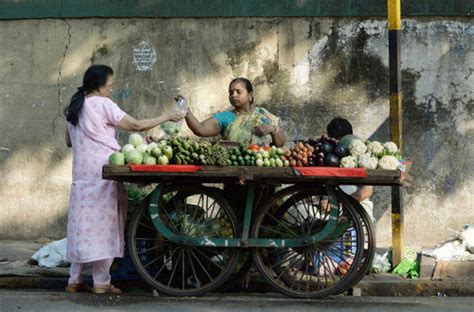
[98,75,114,97]
[228,81,252,109]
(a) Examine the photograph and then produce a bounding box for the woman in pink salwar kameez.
[64,65,184,294]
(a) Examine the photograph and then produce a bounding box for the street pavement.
[1,240,473,298]
[1,289,473,312]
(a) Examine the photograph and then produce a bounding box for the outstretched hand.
[167,112,186,122]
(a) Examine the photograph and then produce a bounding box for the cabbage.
[109,152,125,165]
[129,133,144,147]
[125,150,143,165]
[143,154,157,165]
[121,144,135,154]
[136,143,149,154]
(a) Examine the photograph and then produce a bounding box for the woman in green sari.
[184,78,286,147]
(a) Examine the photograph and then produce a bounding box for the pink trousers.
[68,258,114,287]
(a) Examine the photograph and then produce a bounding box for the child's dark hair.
[64,65,113,126]
[326,117,353,140]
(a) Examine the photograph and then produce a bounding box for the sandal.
[65,283,91,293]
[92,284,122,294]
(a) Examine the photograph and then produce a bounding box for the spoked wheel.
[218,251,254,292]
[251,185,365,299]
[127,185,241,296]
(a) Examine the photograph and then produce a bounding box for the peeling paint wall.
[0,17,472,246]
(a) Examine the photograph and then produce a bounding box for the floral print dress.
[66,96,127,263]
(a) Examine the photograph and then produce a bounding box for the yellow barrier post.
[388,0,404,266]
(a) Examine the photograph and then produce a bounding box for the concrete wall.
[0,17,472,246]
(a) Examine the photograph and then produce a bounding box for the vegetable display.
[109,133,404,171]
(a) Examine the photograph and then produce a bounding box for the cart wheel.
[218,251,254,292]
[342,195,376,286]
[251,185,365,299]
[127,185,241,296]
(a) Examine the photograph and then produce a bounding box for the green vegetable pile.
[109,133,232,166]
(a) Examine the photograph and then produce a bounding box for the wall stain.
[225,42,257,70]
[90,44,109,64]
[333,27,388,101]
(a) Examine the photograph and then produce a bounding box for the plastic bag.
[31,238,68,268]
[426,240,468,261]
[422,225,474,261]
[160,97,187,137]
[371,250,391,273]
[392,248,420,279]
[459,224,474,253]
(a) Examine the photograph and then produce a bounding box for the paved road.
[0,289,473,311]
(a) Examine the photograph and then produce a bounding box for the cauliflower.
[348,139,367,156]
[366,141,384,156]
[340,155,358,168]
[384,141,399,154]
[358,153,378,169]
[378,155,400,170]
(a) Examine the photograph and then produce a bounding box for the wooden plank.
[102,165,402,186]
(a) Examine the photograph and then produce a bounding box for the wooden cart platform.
[103,165,402,186]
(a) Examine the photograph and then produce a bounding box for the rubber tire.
[127,185,241,296]
[251,184,365,299]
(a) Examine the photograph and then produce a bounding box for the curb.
[355,280,474,297]
[1,275,473,297]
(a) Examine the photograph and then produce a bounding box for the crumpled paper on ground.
[31,238,69,268]
[422,225,474,261]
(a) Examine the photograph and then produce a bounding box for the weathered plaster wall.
[0,18,472,246]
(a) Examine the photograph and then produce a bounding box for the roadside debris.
[422,225,474,261]
[30,238,68,268]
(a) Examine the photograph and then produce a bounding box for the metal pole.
[388,0,404,266]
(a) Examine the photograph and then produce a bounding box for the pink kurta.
[67,96,127,263]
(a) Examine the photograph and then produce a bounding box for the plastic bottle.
[175,96,188,115]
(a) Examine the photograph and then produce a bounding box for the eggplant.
[323,154,340,167]
[334,145,349,158]
[320,142,334,155]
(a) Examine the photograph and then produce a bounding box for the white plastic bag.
[160,97,187,137]
[31,238,68,268]
[423,225,474,261]
[423,240,468,261]
[459,225,474,253]
[371,250,391,273]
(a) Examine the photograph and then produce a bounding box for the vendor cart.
[103,164,402,298]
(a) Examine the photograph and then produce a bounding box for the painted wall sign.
[133,41,156,71]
